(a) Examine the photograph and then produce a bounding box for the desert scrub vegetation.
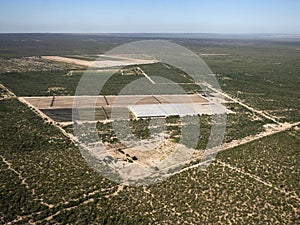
[65,101,269,151]
[224,103,268,142]
[0,70,83,96]
[203,46,300,122]
[0,56,83,74]
[218,130,300,196]
[39,161,299,224]
[0,99,117,223]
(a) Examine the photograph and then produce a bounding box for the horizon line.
[0,32,300,35]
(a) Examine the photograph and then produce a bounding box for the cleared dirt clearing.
[42,55,158,68]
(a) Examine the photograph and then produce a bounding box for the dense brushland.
[203,48,300,122]
[0,98,298,224]
[0,34,299,224]
[0,70,81,96]
[0,62,199,96]
[0,99,117,223]
[0,34,140,57]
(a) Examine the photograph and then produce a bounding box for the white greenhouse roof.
[128,103,228,118]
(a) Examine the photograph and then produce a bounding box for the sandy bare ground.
[100,54,157,60]
[136,66,156,84]
[42,55,158,68]
[42,56,91,67]
[199,53,230,56]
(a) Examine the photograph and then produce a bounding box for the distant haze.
[0,0,299,34]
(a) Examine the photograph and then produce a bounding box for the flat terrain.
[21,94,208,109]
[43,55,158,68]
[0,34,299,224]
[20,94,212,121]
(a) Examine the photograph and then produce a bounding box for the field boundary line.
[152,95,161,104]
[18,97,77,144]
[101,106,109,119]
[103,95,109,105]
[32,184,121,224]
[0,83,16,99]
[200,81,280,124]
[0,155,53,212]
[136,67,156,84]
[0,155,31,191]
[187,121,300,167]
[216,160,300,203]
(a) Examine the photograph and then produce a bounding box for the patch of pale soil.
[251,114,263,121]
[105,184,124,197]
[43,55,158,68]
[125,138,178,167]
[221,76,232,80]
[42,56,91,67]
[98,133,195,169]
[136,66,155,84]
[101,54,157,60]
[47,87,66,93]
[199,53,230,56]
[59,121,74,126]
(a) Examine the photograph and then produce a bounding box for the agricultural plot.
[21,94,208,109]
[0,35,299,224]
[21,94,221,122]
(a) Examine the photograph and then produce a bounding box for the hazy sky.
[0,0,299,33]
